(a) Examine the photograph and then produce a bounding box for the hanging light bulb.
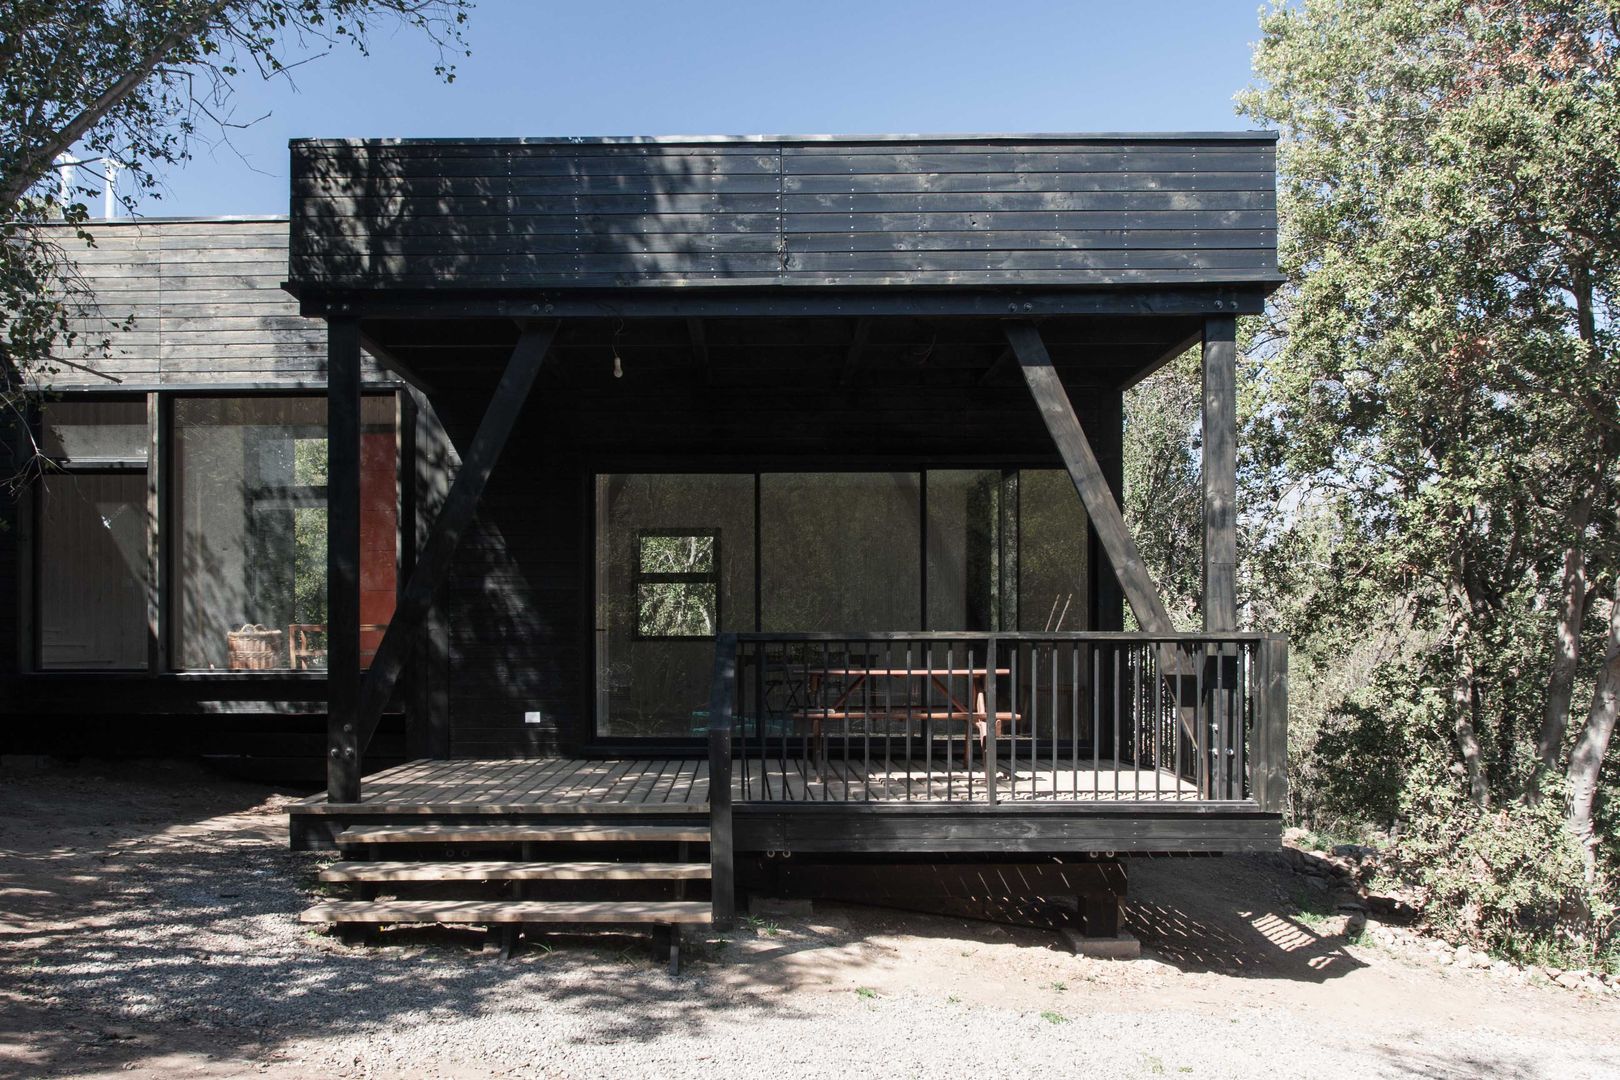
[612,350,623,379]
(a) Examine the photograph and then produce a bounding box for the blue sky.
[132,0,1267,216]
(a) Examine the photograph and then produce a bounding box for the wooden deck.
[288,757,1277,855]
[291,756,1204,814]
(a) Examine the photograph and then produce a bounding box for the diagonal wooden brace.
[354,322,557,754]
[1004,320,1175,635]
[1004,320,1202,749]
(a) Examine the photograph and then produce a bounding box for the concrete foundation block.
[1061,929,1142,959]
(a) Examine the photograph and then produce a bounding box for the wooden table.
[796,666,1015,768]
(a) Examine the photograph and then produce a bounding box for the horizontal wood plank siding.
[288,135,1279,291]
[45,218,387,388]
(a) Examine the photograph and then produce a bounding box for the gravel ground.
[2,758,1617,1080]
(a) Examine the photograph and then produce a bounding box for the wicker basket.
[227,624,284,670]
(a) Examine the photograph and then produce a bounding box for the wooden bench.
[792,706,1021,768]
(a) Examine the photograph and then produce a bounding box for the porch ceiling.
[361,313,1201,394]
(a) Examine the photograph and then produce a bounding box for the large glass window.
[37,401,149,670]
[173,396,396,671]
[1018,470,1090,632]
[926,470,1011,632]
[760,473,921,632]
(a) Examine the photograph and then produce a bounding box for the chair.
[289,623,389,669]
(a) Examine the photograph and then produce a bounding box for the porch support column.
[1201,317,1238,632]
[326,316,364,804]
[1004,320,1174,635]
[354,321,557,754]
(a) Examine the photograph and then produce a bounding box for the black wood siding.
[288,134,1279,291]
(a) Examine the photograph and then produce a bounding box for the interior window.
[172,396,396,671]
[635,531,720,639]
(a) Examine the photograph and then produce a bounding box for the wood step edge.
[299,899,714,925]
[319,860,713,881]
[336,825,711,844]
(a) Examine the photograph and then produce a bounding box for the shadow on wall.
[290,139,773,291]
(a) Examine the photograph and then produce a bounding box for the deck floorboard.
[293,757,1206,812]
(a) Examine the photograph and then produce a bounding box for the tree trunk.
[1449,579,1490,807]
[1533,486,1594,792]
[1568,583,1619,884]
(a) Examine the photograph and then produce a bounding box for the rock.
[1556,972,1583,989]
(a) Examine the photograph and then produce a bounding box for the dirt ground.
[2,758,1617,1080]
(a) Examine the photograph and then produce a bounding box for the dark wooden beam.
[299,285,1273,322]
[326,317,364,803]
[1116,325,1204,392]
[1004,320,1174,635]
[1202,316,1237,631]
[838,318,874,386]
[354,322,558,753]
[360,331,437,394]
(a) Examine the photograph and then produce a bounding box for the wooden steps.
[320,860,712,882]
[336,824,710,845]
[305,816,713,971]
[300,900,713,925]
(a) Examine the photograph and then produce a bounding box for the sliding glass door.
[593,470,1089,738]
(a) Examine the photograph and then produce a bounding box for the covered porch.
[286,133,1288,934]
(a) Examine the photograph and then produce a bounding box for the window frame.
[33,395,153,672]
[25,387,404,678]
[630,527,722,642]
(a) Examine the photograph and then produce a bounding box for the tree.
[1239,0,1620,952]
[1,0,470,468]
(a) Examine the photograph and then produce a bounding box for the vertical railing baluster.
[1051,644,1059,801]
[904,643,914,802]
[1071,644,1080,799]
[1113,648,1122,800]
[937,643,946,800]
[1134,641,1146,803]
[984,637,998,806]
[1153,641,1163,801]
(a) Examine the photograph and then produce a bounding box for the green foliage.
[1387,770,1615,967]
[1122,348,1203,630]
[1154,0,1620,968]
[1,1,471,440]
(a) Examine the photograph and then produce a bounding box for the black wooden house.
[5,133,1287,960]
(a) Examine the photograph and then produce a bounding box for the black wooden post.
[1253,636,1289,813]
[707,632,738,929]
[326,315,363,804]
[1202,318,1238,798]
[1202,316,1238,632]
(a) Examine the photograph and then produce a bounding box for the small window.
[634,530,719,639]
[41,400,148,463]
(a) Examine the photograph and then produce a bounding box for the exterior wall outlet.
[524,710,544,725]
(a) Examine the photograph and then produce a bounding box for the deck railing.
[706,631,1286,810]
